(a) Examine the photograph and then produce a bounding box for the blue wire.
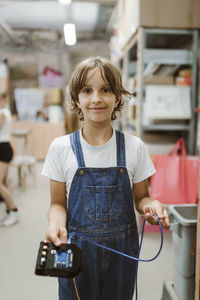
[135,214,163,300]
[68,214,163,300]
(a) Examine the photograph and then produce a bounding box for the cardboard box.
[43,88,62,106]
[178,69,192,77]
[139,0,200,29]
[118,0,200,48]
[144,76,174,85]
[11,121,65,160]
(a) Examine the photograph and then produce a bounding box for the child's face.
[76,68,119,124]
[0,96,6,108]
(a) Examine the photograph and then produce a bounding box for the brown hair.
[0,91,7,99]
[69,56,132,121]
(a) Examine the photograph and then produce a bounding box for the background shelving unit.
[112,2,200,298]
[114,26,200,300]
[118,28,199,154]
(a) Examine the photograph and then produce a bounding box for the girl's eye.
[82,88,91,94]
[103,88,111,93]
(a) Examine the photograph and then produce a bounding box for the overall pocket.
[84,185,122,222]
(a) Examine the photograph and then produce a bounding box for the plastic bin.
[161,281,179,300]
[168,204,197,300]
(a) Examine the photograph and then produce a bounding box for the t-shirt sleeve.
[133,139,156,183]
[41,139,65,182]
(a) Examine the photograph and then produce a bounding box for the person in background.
[42,56,170,300]
[0,91,20,226]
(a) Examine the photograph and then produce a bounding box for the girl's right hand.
[45,223,67,246]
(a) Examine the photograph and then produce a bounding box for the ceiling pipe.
[0,19,17,44]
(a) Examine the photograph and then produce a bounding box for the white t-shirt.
[0,107,12,142]
[42,129,156,199]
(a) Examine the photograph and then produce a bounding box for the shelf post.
[136,27,146,137]
[188,30,198,154]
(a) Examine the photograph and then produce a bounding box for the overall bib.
[59,130,139,300]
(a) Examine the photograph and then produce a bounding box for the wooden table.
[11,121,65,160]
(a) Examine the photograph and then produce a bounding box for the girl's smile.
[88,107,107,111]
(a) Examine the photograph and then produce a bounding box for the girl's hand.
[143,200,170,229]
[45,223,67,246]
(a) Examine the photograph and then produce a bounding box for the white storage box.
[14,88,44,120]
[143,85,191,124]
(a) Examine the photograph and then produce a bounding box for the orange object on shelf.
[195,107,200,113]
[175,76,191,86]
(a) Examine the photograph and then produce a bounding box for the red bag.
[150,138,199,204]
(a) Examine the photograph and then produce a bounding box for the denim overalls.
[59,130,139,300]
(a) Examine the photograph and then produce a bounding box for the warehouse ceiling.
[0,0,117,50]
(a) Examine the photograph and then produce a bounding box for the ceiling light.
[64,23,76,46]
[58,0,72,5]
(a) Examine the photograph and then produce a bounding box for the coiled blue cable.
[68,214,163,300]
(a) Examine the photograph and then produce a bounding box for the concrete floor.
[0,162,174,300]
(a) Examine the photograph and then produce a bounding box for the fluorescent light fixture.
[58,0,72,5]
[64,23,76,46]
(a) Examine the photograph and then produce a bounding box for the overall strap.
[70,131,86,168]
[115,130,126,167]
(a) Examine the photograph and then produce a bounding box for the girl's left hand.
[143,200,170,229]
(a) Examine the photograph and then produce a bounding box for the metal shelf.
[144,28,194,35]
[143,124,190,131]
[143,49,193,65]
[122,27,199,154]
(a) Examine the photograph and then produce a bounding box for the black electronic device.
[35,241,83,278]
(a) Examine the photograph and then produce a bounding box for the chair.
[11,128,37,190]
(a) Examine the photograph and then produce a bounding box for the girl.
[42,56,170,300]
[0,91,19,226]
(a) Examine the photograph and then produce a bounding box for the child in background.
[42,56,170,300]
[0,92,20,226]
